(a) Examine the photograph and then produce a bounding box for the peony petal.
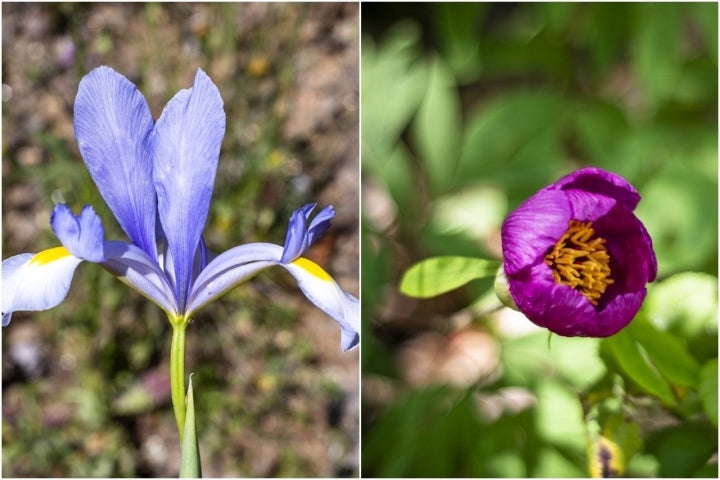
[594,203,658,293]
[501,190,571,275]
[508,262,598,336]
[151,68,226,310]
[562,189,618,222]
[2,249,83,326]
[502,167,656,338]
[551,167,641,211]
[594,290,647,337]
[74,66,157,258]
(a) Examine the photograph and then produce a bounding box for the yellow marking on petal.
[30,246,72,265]
[544,220,614,306]
[291,257,332,281]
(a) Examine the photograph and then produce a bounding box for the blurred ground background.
[362,3,717,477]
[2,3,358,477]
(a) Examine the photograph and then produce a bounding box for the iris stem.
[170,321,187,442]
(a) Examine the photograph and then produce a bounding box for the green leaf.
[698,359,718,427]
[180,376,202,478]
[605,330,677,407]
[457,90,569,200]
[432,3,486,81]
[624,317,700,388]
[362,22,427,170]
[411,55,462,194]
[633,3,684,108]
[649,422,718,477]
[399,256,499,298]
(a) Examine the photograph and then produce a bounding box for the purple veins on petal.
[151,68,226,310]
[74,66,158,259]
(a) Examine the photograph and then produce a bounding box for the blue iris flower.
[2,66,359,351]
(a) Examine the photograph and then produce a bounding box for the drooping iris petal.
[282,258,360,351]
[151,68,226,310]
[500,167,656,337]
[50,204,105,262]
[74,66,157,259]
[186,242,360,351]
[102,241,179,316]
[2,249,83,326]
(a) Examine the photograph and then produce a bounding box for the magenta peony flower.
[500,167,657,337]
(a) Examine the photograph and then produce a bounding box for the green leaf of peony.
[698,359,718,427]
[400,256,499,298]
[605,330,677,407]
[624,317,700,388]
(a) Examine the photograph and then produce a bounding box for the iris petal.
[186,242,359,351]
[185,242,282,315]
[307,205,335,246]
[50,204,105,262]
[102,241,179,316]
[151,68,226,310]
[74,66,157,258]
[283,259,360,351]
[2,250,83,326]
[280,204,316,263]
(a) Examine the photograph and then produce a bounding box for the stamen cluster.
[544,220,613,306]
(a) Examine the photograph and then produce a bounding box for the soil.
[2,3,359,477]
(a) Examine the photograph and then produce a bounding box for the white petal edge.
[2,249,83,326]
[282,258,360,351]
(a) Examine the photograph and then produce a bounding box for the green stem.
[170,321,187,442]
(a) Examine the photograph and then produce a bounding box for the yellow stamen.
[30,246,72,265]
[544,220,614,306]
[291,257,332,281]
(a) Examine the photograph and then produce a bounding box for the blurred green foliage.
[362,3,717,477]
[3,3,358,477]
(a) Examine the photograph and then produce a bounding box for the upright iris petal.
[151,68,226,311]
[500,167,657,337]
[50,204,106,262]
[280,203,335,264]
[74,66,157,259]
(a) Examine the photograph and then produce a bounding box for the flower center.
[544,220,614,306]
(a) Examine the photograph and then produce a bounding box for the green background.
[362,3,717,477]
